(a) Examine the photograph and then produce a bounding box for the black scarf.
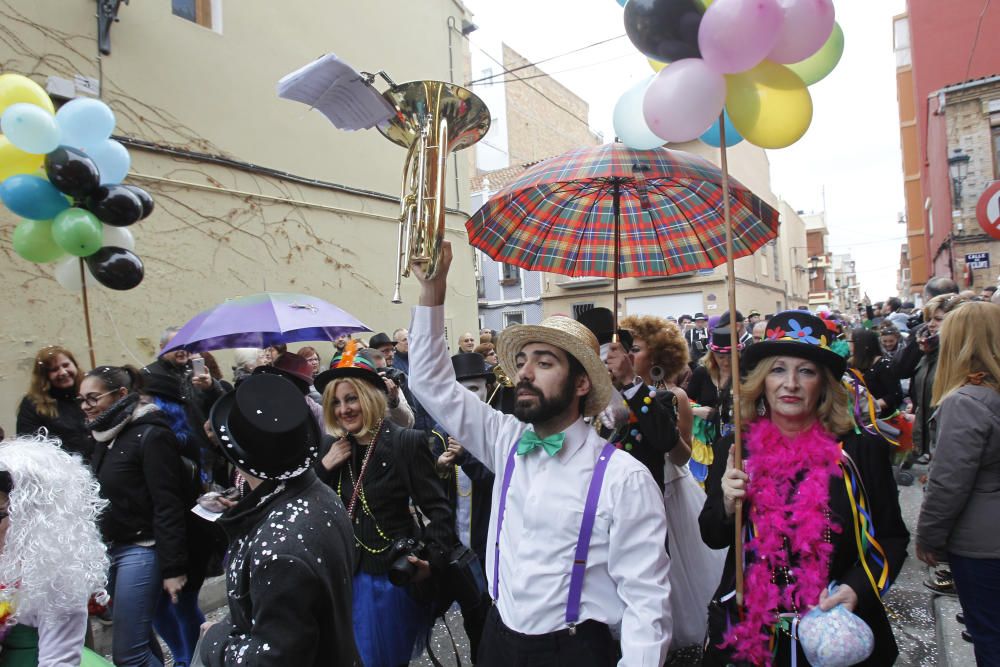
[85,392,141,432]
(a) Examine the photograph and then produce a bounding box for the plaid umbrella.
[466,142,779,278]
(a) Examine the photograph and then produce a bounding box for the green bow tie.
[516,430,566,457]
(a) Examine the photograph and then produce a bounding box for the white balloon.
[613,76,665,150]
[53,256,98,291]
[101,225,135,251]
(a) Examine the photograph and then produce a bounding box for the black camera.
[907,312,923,330]
[387,537,426,586]
[378,366,407,389]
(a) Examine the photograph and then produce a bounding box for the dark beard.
[513,378,576,425]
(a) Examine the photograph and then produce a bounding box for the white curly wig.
[0,435,109,618]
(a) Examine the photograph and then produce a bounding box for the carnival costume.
[0,436,111,667]
[314,351,458,667]
[201,374,360,667]
[699,312,909,666]
[410,307,672,666]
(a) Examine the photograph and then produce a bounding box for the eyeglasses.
[75,390,116,407]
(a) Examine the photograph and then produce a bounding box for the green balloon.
[787,22,845,86]
[12,218,65,263]
[52,207,104,257]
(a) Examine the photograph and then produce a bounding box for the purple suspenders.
[492,440,618,632]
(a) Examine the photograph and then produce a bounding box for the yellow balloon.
[0,135,45,181]
[725,61,813,150]
[0,73,55,116]
[648,58,669,72]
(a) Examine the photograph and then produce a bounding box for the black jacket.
[599,383,678,489]
[317,420,458,575]
[200,471,360,667]
[91,408,189,578]
[861,357,904,418]
[430,424,494,564]
[16,390,94,461]
[699,431,909,666]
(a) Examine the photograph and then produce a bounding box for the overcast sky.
[463,0,908,300]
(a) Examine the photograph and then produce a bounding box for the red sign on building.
[976,181,1000,240]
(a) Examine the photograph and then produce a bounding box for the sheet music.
[277,54,394,131]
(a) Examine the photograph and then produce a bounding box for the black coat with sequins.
[200,470,361,667]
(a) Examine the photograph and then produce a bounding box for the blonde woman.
[16,346,93,461]
[701,311,909,666]
[313,353,457,667]
[917,302,1000,663]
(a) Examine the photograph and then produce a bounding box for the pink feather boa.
[721,419,843,665]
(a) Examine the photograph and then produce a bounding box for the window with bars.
[503,310,524,328]
[500,263,520,285]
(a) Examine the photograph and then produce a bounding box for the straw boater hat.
[496,316,614,417]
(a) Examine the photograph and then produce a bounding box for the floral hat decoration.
[741,310,847,377]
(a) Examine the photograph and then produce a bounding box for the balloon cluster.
[0,74,151,290]
[614,0,845,150]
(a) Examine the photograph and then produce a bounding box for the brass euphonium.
[377,79,491,303]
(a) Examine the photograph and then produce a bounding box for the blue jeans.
[108,544,165,667]
[154,589,205,667]
[950,553,1000,667]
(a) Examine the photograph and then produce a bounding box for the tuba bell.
[377,79,491,303]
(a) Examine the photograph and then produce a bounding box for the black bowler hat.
[742,310,846,377]
[452,352,492,381]
[576,307,633,349]
[694,312,708,321]
[209,374,321,481]
[708,326,744,353]
[368,332,396,349]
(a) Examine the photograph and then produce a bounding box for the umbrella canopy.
[160,292,371,355]
[466,143,779,278]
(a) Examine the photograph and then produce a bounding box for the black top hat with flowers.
[209,373,321,480]
[742,310,846,377]
[314,341,387,396]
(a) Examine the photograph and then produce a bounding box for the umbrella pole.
[612,180,621,341]
[79,258,97,368]
[719,115,745,609]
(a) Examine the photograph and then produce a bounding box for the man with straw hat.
[408,242,671,666]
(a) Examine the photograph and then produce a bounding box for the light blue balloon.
[613,76,664,150]
[616,0,628,6]
[700,111,744,148]
[0,174,70,220]
[0,103,60,155]
[55,98,115,152]
[86,139,130,185]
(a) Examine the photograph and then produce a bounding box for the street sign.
[976,181,1000,240]
[966,252,990,270]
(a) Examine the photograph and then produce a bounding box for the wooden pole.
[612,180,621,341]
[79,258,97,368]
[719,115,745,608]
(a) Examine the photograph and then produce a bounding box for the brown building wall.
[501,45,601,164]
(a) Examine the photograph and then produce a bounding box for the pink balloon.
[768,0,835,64]
[698,0,784,74]
[642,58,727,143]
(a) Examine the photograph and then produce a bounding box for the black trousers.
[477,605,621,667]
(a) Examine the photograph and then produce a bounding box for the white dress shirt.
[410,306,672,666]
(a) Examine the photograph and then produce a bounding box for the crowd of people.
[2,260,997,666]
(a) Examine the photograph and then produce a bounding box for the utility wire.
[484,51,637,85]
[964,0,992,81]
[466,34,628,86]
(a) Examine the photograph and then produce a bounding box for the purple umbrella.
[160,292,371,355]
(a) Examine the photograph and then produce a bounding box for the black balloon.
[44,146,101,199]
[87,185,144,227]
[624,0,705,63]
[123,185,154,219]
[85,246,144,290]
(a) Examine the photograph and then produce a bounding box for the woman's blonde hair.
[322,377,387,438]
[702,349,728,384]
[922,293,968,322]
[740,356,853,435]
[932,301,1000,405]
[25,346,81,419]
[619,314,689,380]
